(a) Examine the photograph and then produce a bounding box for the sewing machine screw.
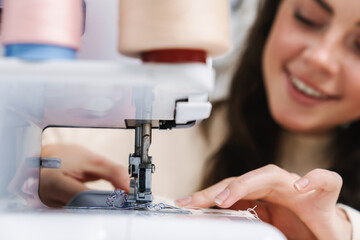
[26,157,61,169]
[41,157,61,168]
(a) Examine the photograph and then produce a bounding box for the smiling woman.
[263,0,360,133]
[176,0,360,239]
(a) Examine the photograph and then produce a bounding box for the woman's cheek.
[343,67,360,112]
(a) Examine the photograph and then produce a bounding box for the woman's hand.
[39,144,130,208]
[176,164,352,240]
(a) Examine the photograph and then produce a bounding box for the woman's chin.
[281,123,322,134]
[272,112,331,134]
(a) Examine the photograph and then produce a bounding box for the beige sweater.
[338,204,360,240]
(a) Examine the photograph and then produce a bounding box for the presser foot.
[127,161,154,204]
[128,122,155,204]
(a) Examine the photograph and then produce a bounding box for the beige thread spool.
[118,0,231,62]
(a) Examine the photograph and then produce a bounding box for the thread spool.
[1,0,83,60]
[118,0,231,63]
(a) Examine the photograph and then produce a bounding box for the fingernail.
[294,178,309,191]
[175,196,192,206]
[214,189,230,206]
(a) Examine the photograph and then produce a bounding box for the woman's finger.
[293,168,342,209]
[83,158,130,192]
[293,169,351,240]
[39,169,89,207]
[176,177,236,208]
[215,164,295,208]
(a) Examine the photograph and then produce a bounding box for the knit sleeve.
[337,204,360,240]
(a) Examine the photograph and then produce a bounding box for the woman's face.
[263,0,360,133]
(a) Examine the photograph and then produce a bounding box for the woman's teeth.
[290,76,326,99]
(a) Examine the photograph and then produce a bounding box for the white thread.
[246,205,262,222]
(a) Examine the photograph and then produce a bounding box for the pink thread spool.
[1,0,83,60]
[118,0,232,63]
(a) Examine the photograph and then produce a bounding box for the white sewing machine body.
[0,0,285,239]
[1,210,284,240]
[0,58,285,240]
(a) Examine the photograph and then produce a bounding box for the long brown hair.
[202,0,360,210]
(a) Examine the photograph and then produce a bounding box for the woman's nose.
[302,33,341,78]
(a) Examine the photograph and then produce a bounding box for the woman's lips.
[290,75,327,99]
[285,70,339,106]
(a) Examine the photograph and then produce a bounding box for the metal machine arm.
[128,123,155,203]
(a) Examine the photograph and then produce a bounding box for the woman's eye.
[294,11,321,27]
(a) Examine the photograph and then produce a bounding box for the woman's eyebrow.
[313,0,333,14]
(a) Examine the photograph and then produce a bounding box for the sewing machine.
[0,0,285,239]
